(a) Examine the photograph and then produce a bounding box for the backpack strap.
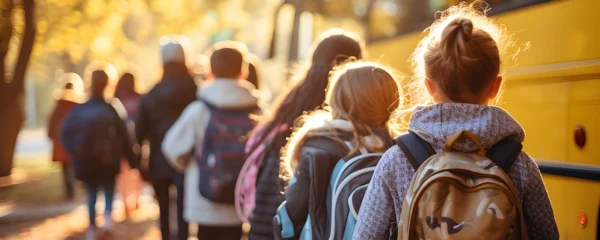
[395,132,436,170]
[199,99,217,111]
[486,138,522,173]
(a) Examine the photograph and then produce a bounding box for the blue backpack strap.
[486,138,522,173]
[395,132,435,170]
[274,201,296,239]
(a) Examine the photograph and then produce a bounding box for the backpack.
[235,123,289,222]
[197,100,258,204]
[327,145,383,240]
[274,142,383,240]
[395,130,526,240]
[60,101,122,179]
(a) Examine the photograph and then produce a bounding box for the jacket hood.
[148,76,197,106]
[310,119,388,150]
[282,118,393,179]
[198,78,259,108]
[409,103,525,152]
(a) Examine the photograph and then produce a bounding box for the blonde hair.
[395,1,517,129]
[327,61,402,139]
[280,61,402,180]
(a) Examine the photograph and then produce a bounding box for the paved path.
[0,172,163,240]
[0,129,249,239]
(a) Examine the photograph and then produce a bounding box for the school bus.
[270,0,600,238]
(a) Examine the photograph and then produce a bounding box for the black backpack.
[328,149,383,240]
[61,100,123,180]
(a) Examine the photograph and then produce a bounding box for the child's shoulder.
[375,145,417,185]
[380,145,414,169]
[508,151,537,173]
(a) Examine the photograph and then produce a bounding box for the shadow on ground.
[64,219,158,240]
[0,171,162,240]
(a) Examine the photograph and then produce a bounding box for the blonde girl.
[354,2,558,239]
[273,62,402,239]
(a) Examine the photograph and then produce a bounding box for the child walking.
[237,28,366,240]
[162,41,261,240]
[61,63,137,240]
[273,61,402,239]
[48,73,84,200]
[354,3,558,239]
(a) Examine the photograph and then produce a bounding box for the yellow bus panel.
[367,0,600,238]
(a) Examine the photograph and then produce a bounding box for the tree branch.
[0,0,14,83]
[10,0,35,95]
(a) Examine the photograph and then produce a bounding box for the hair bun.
[441,18,474,58]
[457,18,474,40]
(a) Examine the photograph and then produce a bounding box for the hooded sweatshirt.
[354,103,559,240]
[162,78,260,226]
[48,98,78,164]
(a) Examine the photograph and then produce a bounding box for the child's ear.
[205,71,215,80]
[425,78,441,102]
[239,69,249,80]
[488,76,503,100]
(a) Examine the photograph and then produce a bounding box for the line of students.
[56,2,559,240]
[54,35,267,240]
[251,3,558,240]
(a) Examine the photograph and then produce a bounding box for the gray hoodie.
[354,103,559,239]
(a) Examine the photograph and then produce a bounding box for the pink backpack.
[235,123,288,222]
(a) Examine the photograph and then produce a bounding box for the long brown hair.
[114,73,139,99]
[247,28,366,157]
[281,62,401,180]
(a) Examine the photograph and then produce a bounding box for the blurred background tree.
[0,0,282,176]
[0,0,35,177]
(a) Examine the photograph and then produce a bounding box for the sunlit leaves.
[6,0,277,84]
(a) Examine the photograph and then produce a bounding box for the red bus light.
[574,125,586,148]
[579,212,587,228]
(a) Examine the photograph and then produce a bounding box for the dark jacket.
[249,133,289,240]
[136,76,197,180]
[275,126,393,240]
[64,98,136,185]
[48,99,77,164]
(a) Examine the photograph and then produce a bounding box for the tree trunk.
[0,0,36,177]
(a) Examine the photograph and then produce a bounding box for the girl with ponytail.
[275,62,402,239]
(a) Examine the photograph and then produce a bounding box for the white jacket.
[162,78,260,226]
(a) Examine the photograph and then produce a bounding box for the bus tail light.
[579,212,587,228]
[574,125,586,148]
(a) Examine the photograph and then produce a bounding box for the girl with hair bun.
[355,2,558,239]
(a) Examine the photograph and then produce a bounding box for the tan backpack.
[395,131,527,240]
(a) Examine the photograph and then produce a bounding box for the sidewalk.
[0,129,163,239]
[0,129,248,239]
[0,129,54,188]
[0,171,162,240]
